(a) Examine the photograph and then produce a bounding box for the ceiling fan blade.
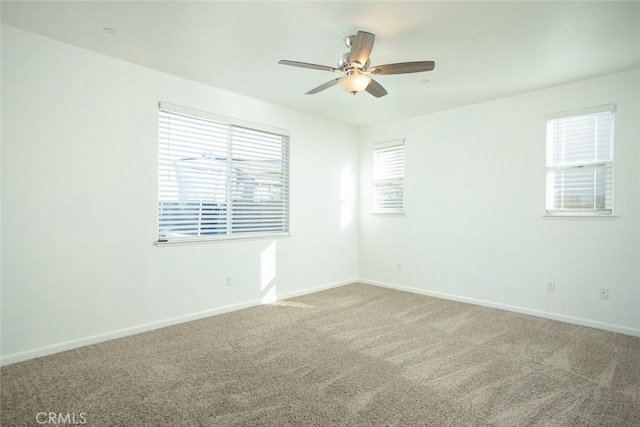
[365,78,388,98]
[278,60,340,73]
[348,31,375,66]
[369,61,435,75]
[306,78,341,95]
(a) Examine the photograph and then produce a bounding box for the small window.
[545,105,615,216]
[373,140,405,214]
[158,103,289,243]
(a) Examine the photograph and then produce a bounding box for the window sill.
[542,214,619,221]
[155,232,292,247]
[372,212,405,216]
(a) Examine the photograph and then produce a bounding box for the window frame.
[157,102,290,245]
[372,139,405,215]
[544,104,615,218]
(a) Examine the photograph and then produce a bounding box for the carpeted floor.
[2,283,639,426]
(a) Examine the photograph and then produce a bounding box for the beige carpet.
[2,283,639,426]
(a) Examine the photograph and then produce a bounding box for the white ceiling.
[2,1,639,127]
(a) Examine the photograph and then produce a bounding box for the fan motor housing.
[338,52,369,71]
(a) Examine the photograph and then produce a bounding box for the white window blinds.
[545,105,615,215]
[158,103,289,242]
[373,140,405,214]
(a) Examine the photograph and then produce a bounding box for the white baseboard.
[0,278,355,366]
[359,278,640,338]
[277,278,356,300]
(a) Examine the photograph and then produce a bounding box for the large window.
[546,105,615,216]
[373,140,405,214]
[158,103,289,243]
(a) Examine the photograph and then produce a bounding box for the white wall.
[1,25,359,364]
[359,69,640,335]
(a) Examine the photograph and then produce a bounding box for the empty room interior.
[1,1,639,425]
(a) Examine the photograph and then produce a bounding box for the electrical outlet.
[396,262,402,271]
[226,276,232,287]
[599,288,609,300]
[546,280,555,292]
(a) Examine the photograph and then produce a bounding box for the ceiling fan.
[278,30,435,98]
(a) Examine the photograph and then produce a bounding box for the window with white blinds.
[158,103,289,242]
[545,105,615,215]
[373,140,405,214]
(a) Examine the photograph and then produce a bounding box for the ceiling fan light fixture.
[279,30,434,98]
[339,72,371,94]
